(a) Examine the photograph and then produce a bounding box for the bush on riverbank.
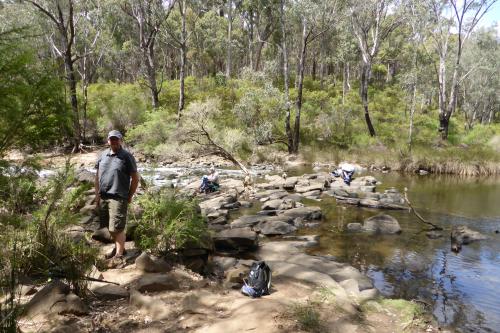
[0,162,98,294]
[83,76,498,174]
[133,189,208,256]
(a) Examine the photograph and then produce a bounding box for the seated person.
[332,163,355,186]
[200,166,220,193]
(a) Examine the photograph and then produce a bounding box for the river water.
[300,172,500,333]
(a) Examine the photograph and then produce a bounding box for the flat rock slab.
[295,183,325,193]
[129,290,173,320]
[279,206,322,220]
[90,283,129,300]
[213,227,258,251]
[230,215,268,228]
[199,195,236,213]
[253,190,288,200]
[258,241,373,291]
[135,273,180,293]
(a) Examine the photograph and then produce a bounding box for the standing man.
[95,130,139,261]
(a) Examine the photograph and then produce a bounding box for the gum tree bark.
[29,0,81,150]
[122,0,176,109]
[350,0,401,137]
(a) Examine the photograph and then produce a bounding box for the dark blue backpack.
[241,261,272,298]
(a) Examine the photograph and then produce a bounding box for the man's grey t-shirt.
[95,148,137,199]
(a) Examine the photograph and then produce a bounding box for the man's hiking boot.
[105,255,125,269]
[104,247,127,260]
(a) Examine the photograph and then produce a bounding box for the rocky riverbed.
[13,151,443,332]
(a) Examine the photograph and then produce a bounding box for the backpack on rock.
[241,261,272,298]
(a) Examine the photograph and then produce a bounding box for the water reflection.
[305,173,500,332]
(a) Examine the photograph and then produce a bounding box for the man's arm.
[94,170,100,206]
[128,172,139,203]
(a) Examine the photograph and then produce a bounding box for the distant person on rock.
[332,163,355,186]
[95,130,139,263]
[200,165,220,193]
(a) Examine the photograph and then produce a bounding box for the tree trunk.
[408,80,417,152]
[145,43,160,109]
[342,62,350,105]
[408,39,419,152]
[280,0,293,153]
[254,41,264,71]
[247,17,254,69]
[226,0,232,79]
[293,20,308,153]
[178,0,187,121]
[360,62,376,136]
[311,54,317,81]
[65,53,81,149]
[319,42,325,88]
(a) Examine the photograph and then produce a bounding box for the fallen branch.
[403,187,443,231]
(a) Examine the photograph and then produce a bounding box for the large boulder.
[90,283,129,300]
[23,281,88,318]
[451,225,488,252]
[91,227,113,243]
[350,176,378,187]
[199,194,237,214]
[135,252,172,273]
[261,199,283,211]
[135,273,180,293]
[231,215,268,228]
[213,227,258,251]
[283,177,298,190]
[75,168,95,184]
[62,225,87,244]
[346,223,363,232]
[279,206,322,221]
[257,220,297,235]
[363,214,401,234]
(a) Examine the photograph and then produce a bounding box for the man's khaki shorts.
[99,197,128,233]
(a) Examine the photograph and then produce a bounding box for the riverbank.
[8,155,447,332]
[6,137,500,177]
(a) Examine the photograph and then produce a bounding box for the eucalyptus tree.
[461,28,499,129]
[240,0,279,71]
[226,0,233,78]
[290,0,341,153]
[75,1,107,141]
[403,0,427,151]
[27,0,83,150]
[280,0,292,152]
[121,0,176,109]
[425,0,497,140]
[349,0,402,137]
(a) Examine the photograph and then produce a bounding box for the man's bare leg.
[112,231,126,257]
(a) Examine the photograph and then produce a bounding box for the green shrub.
[17,162,98,295]
[127,108,177,155]
[0,233,22,333]
[0,160,40,222]
[462,123,500,145]
[134,189,208,256]
[87,83,148,138]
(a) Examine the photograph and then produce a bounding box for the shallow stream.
[299,171,500,333]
